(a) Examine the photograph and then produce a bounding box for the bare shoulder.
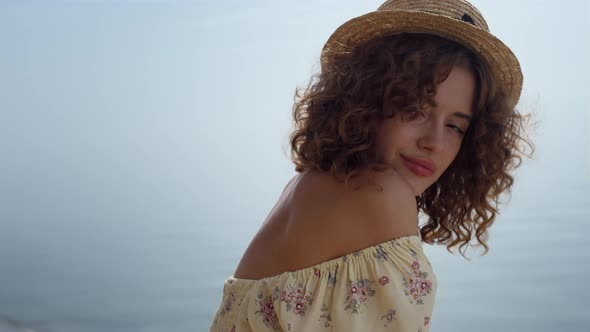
[353,169,417,221]
[335,170,419,249]
[287,169,419,267]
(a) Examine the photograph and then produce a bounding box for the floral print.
[254,293,281,331]
[344,278,377,313]
[313,267,321,277]
[220,292,236,316]
[381,308,397,327]
[374,245,389,261]
[402,261,434,305]
[318,304,332,327]
[209,235,436,332]
[279,285,314,315]
[327,266,338,288]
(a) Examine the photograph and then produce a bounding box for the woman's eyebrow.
[452,112,472,123]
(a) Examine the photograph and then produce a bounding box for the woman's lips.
[401,156,435,177]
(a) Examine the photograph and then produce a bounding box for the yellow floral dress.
[209,235,437,331]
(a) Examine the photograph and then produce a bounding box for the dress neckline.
[228,234,422,284]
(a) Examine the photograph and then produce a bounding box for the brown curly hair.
[288,33,534,259]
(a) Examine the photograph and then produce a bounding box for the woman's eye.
[404,109,426,120]
[447,124,465,135]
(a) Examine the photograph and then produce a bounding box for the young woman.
[210,0,532,331]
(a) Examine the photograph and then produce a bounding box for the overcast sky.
[1,0,589,248]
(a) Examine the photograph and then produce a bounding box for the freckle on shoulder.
[350,168,415,198]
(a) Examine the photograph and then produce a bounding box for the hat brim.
[320,10,523,108]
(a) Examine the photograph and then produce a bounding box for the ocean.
[1,177,588,331]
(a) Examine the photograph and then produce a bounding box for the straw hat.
[320,0,523,108]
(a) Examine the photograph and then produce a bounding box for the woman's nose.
[417,126,444,152]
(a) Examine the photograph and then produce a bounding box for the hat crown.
[378,0,489,31]
[320,0,522,108]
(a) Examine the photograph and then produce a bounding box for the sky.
[2,0,587,226]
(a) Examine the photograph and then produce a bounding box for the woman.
[210,0,532,331]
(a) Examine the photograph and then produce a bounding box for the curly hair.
[288,33,534,259]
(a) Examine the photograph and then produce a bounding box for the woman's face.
[376,65,476,195]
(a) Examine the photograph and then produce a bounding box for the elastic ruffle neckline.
[226,234,423,285]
